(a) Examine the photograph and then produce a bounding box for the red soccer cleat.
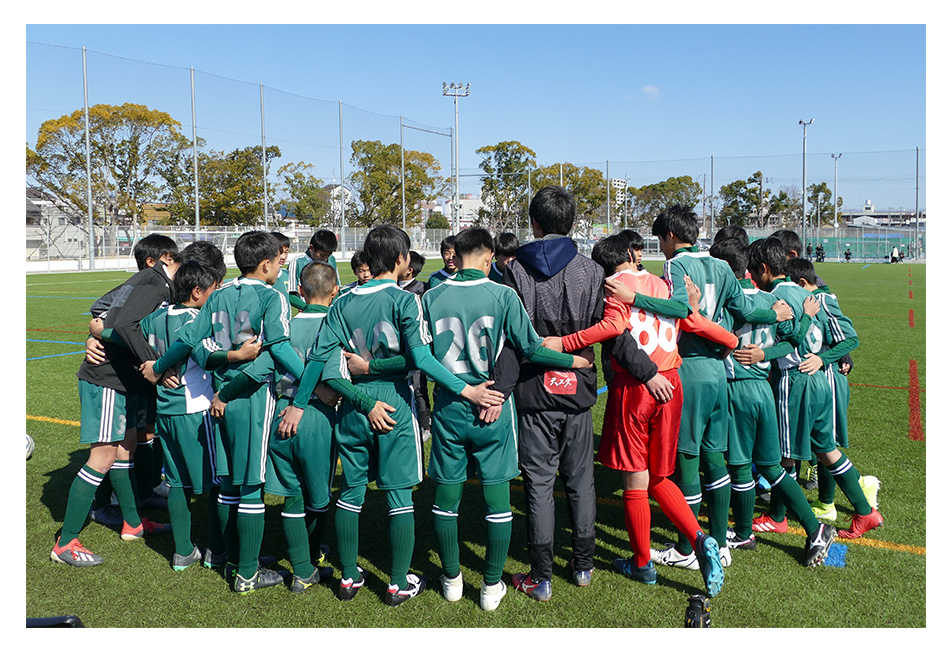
[121,517,171,541]
[837,508,884,539]
[751,514,788,533]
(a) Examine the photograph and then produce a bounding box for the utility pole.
[799,118,814,250]
[442,82,470,233]
[831,153,842,236]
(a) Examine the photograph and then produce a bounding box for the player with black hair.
[428,235,458,288]
[489,232,519,283]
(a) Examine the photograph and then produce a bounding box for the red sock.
[622,489,651,567]
[648,476,702,544]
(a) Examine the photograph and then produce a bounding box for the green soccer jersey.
[274,305,329,400]
[422,268,563,386]
[814,290,859,367]
[427,267,454,289]
[723,279,794,382]
[289,252,339,292]
[275,268,291,300]
[663,248,770,359]
[313,278,433,386]
[769,279,824,371]
[141,304,215,415]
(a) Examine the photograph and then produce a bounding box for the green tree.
[276,161,330,226]
[807,182,842,226]
[629,175,703,229]
[26,103,192,225]
[476,140,537,233]
[346,140,447,228]
[426,213,451,229]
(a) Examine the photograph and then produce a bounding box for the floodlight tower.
[799,118,814,250]
[831,153,842,234]
[443,82,470,233]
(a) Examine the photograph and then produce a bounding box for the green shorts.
[156,411,218,493]
[265,396,337,507]
[826,366,850,448]
[135,395,157,431]
[428,390,519,486]
[78,379,139,445]
[677,357,728,455]
[217,379,277,486]
[726,379,781,468]
[775,368,836,461]
[335,379,422,490]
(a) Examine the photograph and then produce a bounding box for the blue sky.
[24,21,928,211]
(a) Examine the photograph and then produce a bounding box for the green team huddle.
[48,192,882,617]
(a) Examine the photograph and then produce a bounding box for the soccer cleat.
[50,537,103,567]
[89,504,123,527]
[837,508,884,539]
[719,546,732,568]
[202,549,227,569]
[314,543,331,567]
[570,560,593,586]
[120,517,171,541]
[224,555,278,581]
[726,528,757,550]
[153,479,171,498]
[137,493,168,511]
[803,523,837,567]
[480,580,507,611]
[337,567,365,601]
[859,475,881,510]
[751,513,788,533]
[512,572,552,601]
[650,543,699,570]
[811,501,838,522]
[171,545,202,571]
[440,572,464,602]
[612,557,657,585]
[800,463,819,490]
[290,566,330,594]
[421,429,432,443]
[234,566,286,595]
[384,573,426,607]
[694,531,724,598]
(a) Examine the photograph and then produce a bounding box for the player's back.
[816,291,857,354]
[423,271,540,386]
[770,280,824,370]
[142,304,214,415]
[275,308,327,400]
[610,269,681,373]
[724,283,777,381]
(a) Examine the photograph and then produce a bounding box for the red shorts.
[598,368,683,476]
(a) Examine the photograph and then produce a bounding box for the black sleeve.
[839,352,855,374]
[105,285,163,364]
[609,334,658,384]
[489,339,521,400]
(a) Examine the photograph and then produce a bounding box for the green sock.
[826,455,871,516]
[167,486,194,557]
[762,465,820,533]
[483,482,512,585]
[702,450,731,548]
[111,459,141,528]
[206,487,225,556]
[306,505,329,559]
[817,462,837,505]
[60,465,105,543]
[217,479,240,565]
[91,473,113,511]
[728,464,755,540]
[236,485,265,579]
[675,453,701,555]
[387,488,415,591]
[768,465,794,522]
[433,483,464,578]
[134,440,155,501]
[336,485,366,582]
[283,495,314,578]
[152,435,165,488]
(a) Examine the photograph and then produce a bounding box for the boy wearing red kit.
[551,234,736,596]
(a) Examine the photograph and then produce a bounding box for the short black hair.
[349,249,368,273]
[408,251,426,277]
[493,232,520,258]
[617,229,644,252]
[590,235,630,277]
[270,231,290,250]
[454,227,495,258]
[299,261,337,300]
[364,225,410,277]
[310,229,338,253]
[529,186,575,236]
[714,225,749,248]
[785,257,818,286]
[747,237,787,277]
[439,235,457,256]
[709,237,749,279]
[171,260,218,305]
[177,241,226,283]
[769,229,803,259]
[651,204,699,245]
[234,231,280,275]
[133,234,179,271]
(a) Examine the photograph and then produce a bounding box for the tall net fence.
[26,42,925,271]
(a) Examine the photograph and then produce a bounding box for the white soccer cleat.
[440,572,464,602]
[480,580,507,611]
[719,546,732,568]
[650,543,700,570]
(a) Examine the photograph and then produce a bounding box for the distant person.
[891,245,900,263]
[844,248,852,262]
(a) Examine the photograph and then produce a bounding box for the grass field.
[24,256,926,630]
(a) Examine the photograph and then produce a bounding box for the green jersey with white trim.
[141,304,216,416]
[815,290,859,365]
[769,279,824,371]
[275,305,329,400]
[663,248,764,359]
[422,268,545,386]
[314,278,431,385]
[723,279,795,381]
[289,252,339,291]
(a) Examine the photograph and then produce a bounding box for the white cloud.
[641,85,661,101]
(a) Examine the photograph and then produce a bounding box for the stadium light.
[799,119,814,251]
[832,153,842,234]
[443,82,470,233]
